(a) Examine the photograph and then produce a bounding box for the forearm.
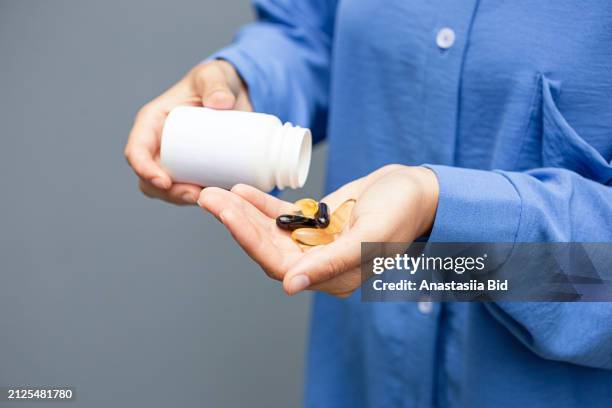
[425,164,612,368]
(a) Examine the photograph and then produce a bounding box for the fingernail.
[288,275,310,295]
[182,193,196,204]
[151,177,169,190]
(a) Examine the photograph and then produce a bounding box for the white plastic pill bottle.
[160,106,312,192]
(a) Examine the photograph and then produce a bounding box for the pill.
[291,228,335,246]
[294,198,318,217]
[314,202,330,228]
[276,214,318,231]
[325,199,356,234]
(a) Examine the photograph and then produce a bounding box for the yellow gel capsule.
[291,228,335,246]
[326,199,356,234]
[294,198,319,217]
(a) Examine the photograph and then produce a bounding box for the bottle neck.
[273,123,312,190]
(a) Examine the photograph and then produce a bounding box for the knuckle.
[230,183,248,195]
[322,256,347,282]
[124,149,140,171]
[195,63,221,81]
[196,62,213,73]
[194,64,210,79]
[135,103,154,120]
[382,163,403,173]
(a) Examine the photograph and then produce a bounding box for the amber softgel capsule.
[291,228,336,246]
[326,199,356,234]
[294,198,319,217]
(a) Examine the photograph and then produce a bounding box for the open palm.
[198,183,356,295]
[198,165,438,297]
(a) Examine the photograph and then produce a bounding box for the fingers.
[126,146,171,189]
[282,218,380,295]
[193,63,237,109]
[125,105,172,189]
[199,187,272,231]
[197,188,287,278]
[126,60,252,208]
[230,184,296,218]
[139,179,201,205]
[308,266,362,298]
[216,206,281,277]
[197,187,242,221]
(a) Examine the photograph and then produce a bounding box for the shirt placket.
[418,3,480,407]
[421,0,480,167]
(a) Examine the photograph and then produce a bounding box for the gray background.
[0,1,327,406]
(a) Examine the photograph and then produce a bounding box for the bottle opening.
[276,125,312,190]
[296,129,312,188]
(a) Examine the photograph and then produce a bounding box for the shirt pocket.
[541,75,612,185]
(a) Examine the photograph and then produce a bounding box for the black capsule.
[314,202,330,228]
[276,214,318,231]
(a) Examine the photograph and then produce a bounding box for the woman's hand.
[124,61,251,205]
[198,165,439,297]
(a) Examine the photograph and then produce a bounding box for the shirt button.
[436,27,455,49]
[418,299,433,314]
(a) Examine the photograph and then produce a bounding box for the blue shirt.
[212,1,612,407]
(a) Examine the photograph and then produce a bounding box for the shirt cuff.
[423,165,522,243]
[207,45,271,114]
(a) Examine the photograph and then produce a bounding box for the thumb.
[196,64,237,109]
[282,220,376,295]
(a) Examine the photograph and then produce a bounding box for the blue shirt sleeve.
[209,0,337,143]
[424,164,612,368]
